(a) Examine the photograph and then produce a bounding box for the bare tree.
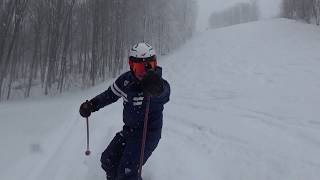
[209,1,259,29]
[25,0,45,97]
[0,0,197,101]
[282,0,320,25]
[313,0,320,25]
[57,0,75,93]
[0,0,29,100]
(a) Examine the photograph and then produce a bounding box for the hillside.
[1,18,320,180]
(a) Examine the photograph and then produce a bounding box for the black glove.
[141,70,164,96]
[79,100,94,118]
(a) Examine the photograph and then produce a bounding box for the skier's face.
[129,59,157,80]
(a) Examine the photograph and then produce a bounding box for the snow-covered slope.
[1,18,320,180]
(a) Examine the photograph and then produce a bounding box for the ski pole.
[85,117,91,156]
[138,95,151,178]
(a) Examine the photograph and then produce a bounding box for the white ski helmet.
[129,42,157,80]
[129,42,156,61]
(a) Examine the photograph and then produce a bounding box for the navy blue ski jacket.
[90,67,170,139]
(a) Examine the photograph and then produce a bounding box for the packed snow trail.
[1,19,320,180]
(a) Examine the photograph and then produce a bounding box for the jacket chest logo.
[133,96,144,106]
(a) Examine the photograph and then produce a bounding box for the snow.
[1,18,320,180]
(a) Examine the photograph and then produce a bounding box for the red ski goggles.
[129,57,157,79]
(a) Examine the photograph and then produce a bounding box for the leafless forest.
[282,0,320,25]
[209,1,259,29]
[0,0,196,100]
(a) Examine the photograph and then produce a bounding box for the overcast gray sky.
[195,0,282,31]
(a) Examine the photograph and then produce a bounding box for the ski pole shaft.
[85,117,91,156]
[139,95,151,178]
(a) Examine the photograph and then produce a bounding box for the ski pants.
[100,127,161,180]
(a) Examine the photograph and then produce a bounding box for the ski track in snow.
[1,19,320,180]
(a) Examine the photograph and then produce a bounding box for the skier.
[79,42,170,180]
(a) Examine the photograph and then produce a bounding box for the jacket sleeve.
[152,79,170,105]
[90,77,125,111]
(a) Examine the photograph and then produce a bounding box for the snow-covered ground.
[1,18,320,180]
